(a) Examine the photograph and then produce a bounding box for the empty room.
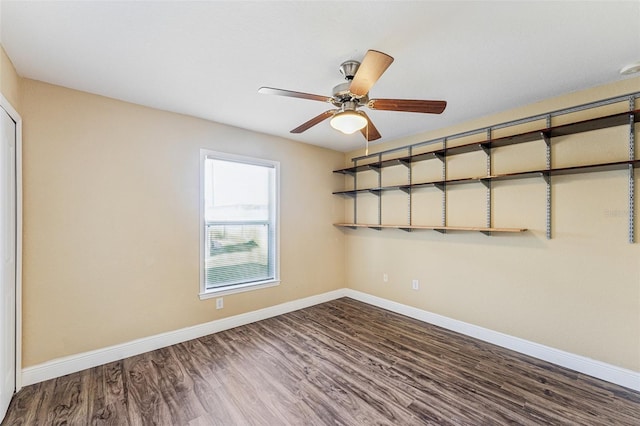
[1,1,639,425]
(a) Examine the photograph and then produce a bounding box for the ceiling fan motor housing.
[333,60,368,106]
[332,84,369,106]
[332,82,369,105]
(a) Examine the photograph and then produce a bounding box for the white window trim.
[199,149,280,300]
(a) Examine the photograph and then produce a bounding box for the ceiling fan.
[258,50,447,142]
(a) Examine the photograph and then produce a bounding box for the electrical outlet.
[216,297,224,309]
[383,273,388,282]
[412,279,419,290]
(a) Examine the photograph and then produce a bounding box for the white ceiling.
[1,1,639,152]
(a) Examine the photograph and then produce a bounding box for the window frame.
[199,149,280,299]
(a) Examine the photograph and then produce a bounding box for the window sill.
[199,279,280,300]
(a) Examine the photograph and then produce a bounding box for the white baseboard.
[22,289,347,386]
[344,289,640,392]
[22,287,639,392]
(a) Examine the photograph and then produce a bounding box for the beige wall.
[20,79,345,367]
[0,45,20,110]
[343,77,640,371]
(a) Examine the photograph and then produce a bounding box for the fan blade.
[368,99,447,114]
[349,50,394,97]
[258,87,333,103]
[290,110,336,133]
[358,111,382,141]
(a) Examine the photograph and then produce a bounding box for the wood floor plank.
[85,361,130,425]
[122,352,173,426]
[43,370,89,425]
[3,297,640,425]
[103,361,129,424]
[170,340,245,425]
[148,346,207,424]
[26,376,56,425]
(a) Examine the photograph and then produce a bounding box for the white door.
[0,106,16,419]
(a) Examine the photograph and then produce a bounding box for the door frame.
[1,93,22,393]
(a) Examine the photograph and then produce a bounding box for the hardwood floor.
[3,298,640,425]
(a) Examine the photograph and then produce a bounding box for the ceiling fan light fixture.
[330,111,367,134]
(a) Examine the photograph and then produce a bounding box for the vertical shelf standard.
[629,96,636,243]
[482,129,493,235]
[544,114,552,240]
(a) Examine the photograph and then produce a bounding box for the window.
[200,150,279,298]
